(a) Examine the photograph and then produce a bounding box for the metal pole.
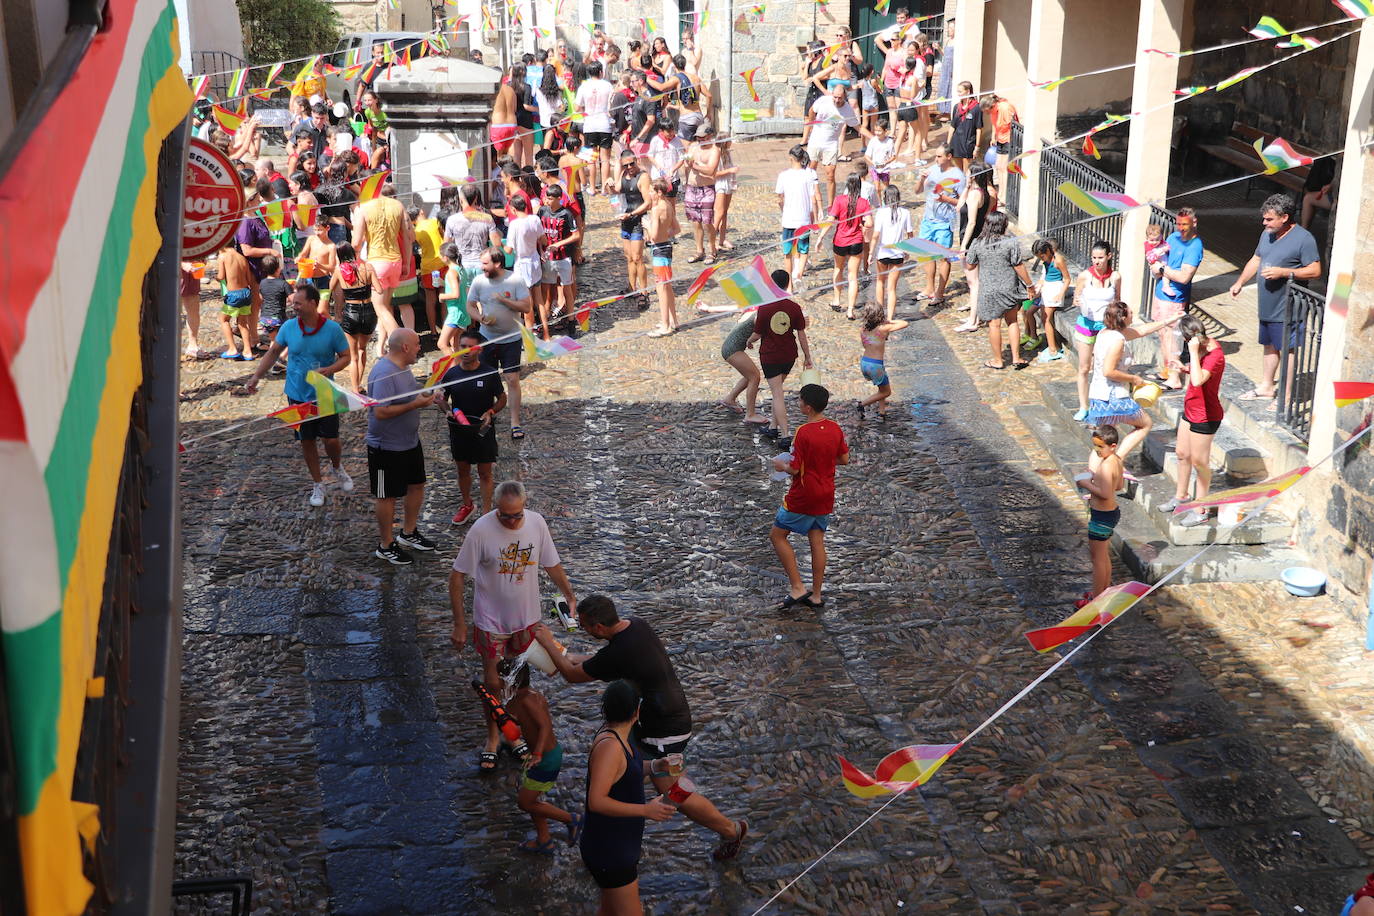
[724,0,734,132]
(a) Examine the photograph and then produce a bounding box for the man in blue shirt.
[366,328,439,565]
[1228,194,1322,401]
[1150,207,1204,389]
[914,145,965,305]
[245,283,353,507]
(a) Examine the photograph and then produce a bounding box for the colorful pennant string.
[357,170,389,202]
[1024,582,1149,653]
[1248,15,1290,39]
[839,744,961,798]
[1056,181,1139,216]
[718,256,789,308]
[741,67,761,102]
[1334,380,1374,407]
[1175,466,1310,514]
[1252,137,1313,173]
[1332,0,1374,19]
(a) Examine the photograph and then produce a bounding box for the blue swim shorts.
[774,507,831,533]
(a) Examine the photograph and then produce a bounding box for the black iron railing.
[1004,121,1023,222]
[1036,141,1124,271]
[1275,280,1325,442]
[173,876,254,915]
[190,51,245,99]
[1138,205,1176,321]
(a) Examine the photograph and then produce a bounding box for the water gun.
[470,679,530,758]
[549,595,577,631]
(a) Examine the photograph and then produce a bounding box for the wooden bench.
[1192,123,1317,198]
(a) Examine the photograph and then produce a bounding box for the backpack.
[609,88,633,135]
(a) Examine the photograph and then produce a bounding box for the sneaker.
[308,482,326,507]
[1036,349,1063,363]
[1178,509,1208,528]
[332,464,355,492]
[1071,408,1089,423]
[396,529,437,552]
[452,503,477,525]
[375,542,414,565]
[1157,496,1182,514]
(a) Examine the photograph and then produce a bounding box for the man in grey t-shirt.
[1228,194,1322,400]
[467,246,535,440]
[366,328,439,564]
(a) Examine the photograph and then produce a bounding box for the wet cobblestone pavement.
[176,145,1373,914]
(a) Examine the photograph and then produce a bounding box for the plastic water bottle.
[609,193,624,215]
[431,269,442,288]
[774,96,786,119]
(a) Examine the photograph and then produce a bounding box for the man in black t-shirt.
[537,184,582,327]
[628,71,659,158]
[440,328,506,525]
[533,594,748,861]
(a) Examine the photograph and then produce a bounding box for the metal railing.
[190,51,246,99]
[1036,141,1123,272]
[1275,280,1325,442]
[173,876,254,915]
[1004,121,1023,221]
[1138,205,1176,321]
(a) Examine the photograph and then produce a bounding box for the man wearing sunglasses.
[449,480,577,771]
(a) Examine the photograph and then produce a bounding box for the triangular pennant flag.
[434,174,467,188]
[190,74,211,98]
[358,170,389,202]
[748,3,765,18]
[1007,159,1027,178]
[227,68,248,98]
[293,55,321,86]
[874,0,890,13]
[1328,272,1354,319]
[425,353,459,388]
[307,370,375,418]
[212,104,245,132]
[1056,181,1139,216]
[1173,85,1209,98]
[1215,65,1263,92]
[1332,0,1374,19]
[733,12,751,34]
[259,199,290,232]
[1082,135,1101,160]
[740,67,761,103]
[1176,466,1310,514]
[264,63,285,88]
[1334,381,1374,407]
[893,238,962,261]
[1248,15,1290,39]
[1277,34,1323,50]
[248,87,276,101]
[1252,137,1314,174]
[534,335,583,359]
[683,266,720,307]
[269,401,318,427]
[1024,581,1149,652]
[839,744,960,798]
[718,255,789,308]
[1031,76,1074,91]
[576,304,593,332]
[296,201,318,228]
[519,324,540,362]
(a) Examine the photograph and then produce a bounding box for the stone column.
[1307,21,1374,455]
[951,0,985,97]
[1018,0,1066,231]
[1119,0,1184,308]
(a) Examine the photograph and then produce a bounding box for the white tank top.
[1078,276,1116,322]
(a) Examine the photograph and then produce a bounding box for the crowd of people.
[181,13,1342,908]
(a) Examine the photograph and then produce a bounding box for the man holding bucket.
[449,480,578,771]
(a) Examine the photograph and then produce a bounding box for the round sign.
[182,138,245,259]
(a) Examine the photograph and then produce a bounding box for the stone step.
[1016,402,1308,584]
[1131,471,1293,547]
[1142,392,1270,480]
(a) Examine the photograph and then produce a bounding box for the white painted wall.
[175,0,245,73]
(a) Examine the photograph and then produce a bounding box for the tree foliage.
[237,0,342,67]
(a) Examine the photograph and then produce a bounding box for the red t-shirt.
[784,418,848,515]
[754,298,806,365]
[828,196,872,248]
[1183,345,1225,423]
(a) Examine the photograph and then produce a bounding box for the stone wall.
[1302,171,1374,609]
[1182,0,1354,154]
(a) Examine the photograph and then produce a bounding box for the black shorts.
[584,131,613,149]
[482,338,523,373]
[993,141,1010,154]
[834,241,864,257]
[1188,419,1222,435]
[761,359,795,380]
[368,443,426,498]
[340,302,377,336]
[897,104,918,123]
[583,861,637,890]
[878,256,904,266]
[448,419,498,464]
[289,397,340,441]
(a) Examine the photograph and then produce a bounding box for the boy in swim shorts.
[216,238,257,359]
[500,658,582,853]
[1076,424,1123,608]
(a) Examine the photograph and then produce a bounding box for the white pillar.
[951,0,985,99]
[1019,0,1065,231]
[1307,20,1374,455]
[1119,0,1184,307]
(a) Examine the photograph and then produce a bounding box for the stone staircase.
[1016,309,1310,584]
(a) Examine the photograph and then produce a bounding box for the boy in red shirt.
[770,384,849,610]
[749,269,813,442]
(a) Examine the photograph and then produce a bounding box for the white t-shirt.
[574,77,615,134]
[874,206,914,260]
[808,96,860,149]
[506,214,543,261]
[452,510,560,635]
[775,167,819,229]
[865,137,896,170]
[648,134,685,181]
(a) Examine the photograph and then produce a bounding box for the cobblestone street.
[175,160,1374,915]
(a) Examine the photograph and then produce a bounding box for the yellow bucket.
[799,368,822,387]
[1133,382,1162,408]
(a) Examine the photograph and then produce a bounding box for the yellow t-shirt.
[291,75,326,100]
[415,217,444,273]
[359,197,405,262]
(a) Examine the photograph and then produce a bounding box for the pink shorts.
[369,258,402,291]
[473,623,537,661]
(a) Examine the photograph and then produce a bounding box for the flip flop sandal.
[511,426,526,440]
[567,811,585,846]
[778,592,812,610]
[1013,361,1031,370]
[478,750,499,771]
[518,838,558,856]
[688,253,705,263]
[982,362,1006,370]
[1237,388,1275,401]
[830,303,843,312]
[798,594,825,609]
